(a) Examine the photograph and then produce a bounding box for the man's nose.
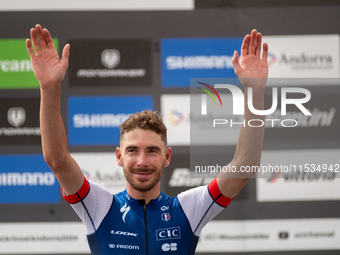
[137,153,149,168]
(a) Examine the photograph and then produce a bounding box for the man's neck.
[126,182,161,205]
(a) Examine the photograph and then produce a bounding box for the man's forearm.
[216,86,265,198]
[216,29,268,198]
[40,84,70,171]
[232,87,265,171]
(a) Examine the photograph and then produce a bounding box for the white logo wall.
[197,219,340,252]
[161,94,241,146]
[0,222,89,254]
[70,152,126,195]
[0,0,193,11]
[256,149,340,202]
[161,94,190,146]
[262,35,340,82]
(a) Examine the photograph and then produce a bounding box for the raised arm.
[216,29,268,198]
[27,24,84,195]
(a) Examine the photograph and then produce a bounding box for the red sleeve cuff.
[208,178,234,207]
[62,177,90,204]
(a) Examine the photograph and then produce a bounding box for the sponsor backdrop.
[0,38,58,89]
[262,35,340,80]
[69,40,152,87]
[70,152,126,195]
[1,2,340,255]
[0,155,59,204]
[0,97,41,144]
[161,38,242,87]
[68,95,153,145]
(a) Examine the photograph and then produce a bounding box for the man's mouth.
[134,172,152,179]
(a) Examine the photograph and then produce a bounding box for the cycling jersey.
[63,177,233,255]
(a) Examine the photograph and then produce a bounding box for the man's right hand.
[26,24,84,196]
[26,24,70,88]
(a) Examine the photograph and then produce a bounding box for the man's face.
[116,128,171,192]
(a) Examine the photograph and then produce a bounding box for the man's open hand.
[26,24,70,88]
[232,29,268,90]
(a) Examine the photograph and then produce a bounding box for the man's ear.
[164,147,172,167]
[116,147,123,167]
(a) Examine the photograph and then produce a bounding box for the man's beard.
[123,161,164,192]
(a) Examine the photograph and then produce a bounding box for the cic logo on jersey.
[194,79,311,128]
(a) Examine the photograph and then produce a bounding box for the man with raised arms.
[26,24,268,255]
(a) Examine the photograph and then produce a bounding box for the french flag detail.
[62,177,90,204]
[161,212,170,221]
[208,178,233,207]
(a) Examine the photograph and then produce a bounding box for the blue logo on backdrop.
[0,155,59,204]
[161,38,243,87]
[68,96,153,145]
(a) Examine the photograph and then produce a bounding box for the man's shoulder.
[176,184,209,200]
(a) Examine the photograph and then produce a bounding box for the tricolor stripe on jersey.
[208,178,234,207]
[62,177,90,204]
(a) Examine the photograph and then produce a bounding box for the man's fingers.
[262,42,268,62]
[30,28,41,55]
[240,34,250,57]
[232,50,241,75]
[26,39,35,58]
[36,24,47,50]
[42,28,55,49]
[248,29,257,55]
[255,33,262,58]
[60,44,70,70]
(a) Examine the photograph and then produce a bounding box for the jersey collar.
[122,189,163,208]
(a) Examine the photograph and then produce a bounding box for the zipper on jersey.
[143,204,149,255]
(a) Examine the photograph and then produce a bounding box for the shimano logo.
[156,227,181,241]
[166,55,234,70]
[111,230,138,237]
[73,113,132,128]
[162,243,177,252]
[0,172,55,186]
[0,59,33,72]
